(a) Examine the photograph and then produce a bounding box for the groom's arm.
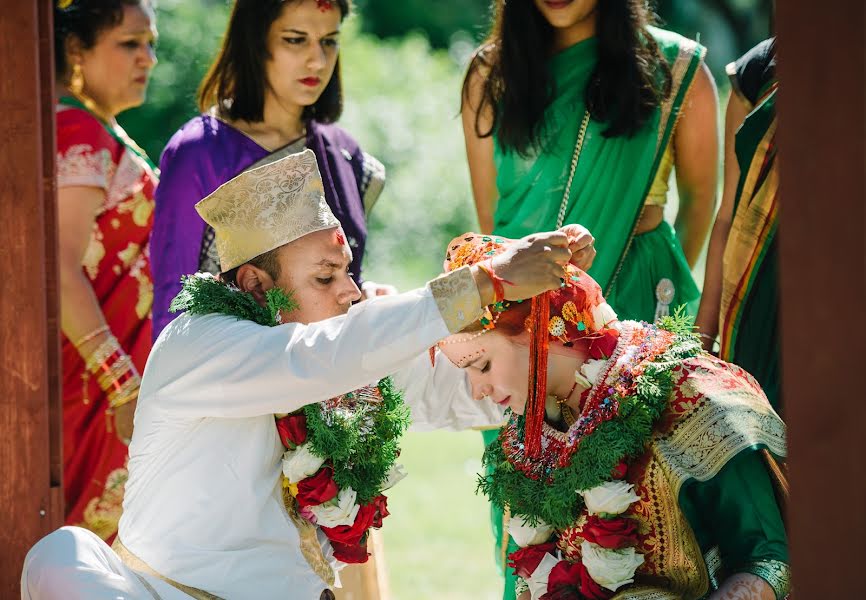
[146,269,485,419]
[392,349,505,432]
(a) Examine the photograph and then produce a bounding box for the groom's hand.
[477,231,571,303]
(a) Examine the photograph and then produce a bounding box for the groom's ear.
[236,263,275,306]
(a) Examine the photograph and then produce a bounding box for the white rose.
[382,463,407,491]
[592,302,618,328]
[526,552,559,600]
[509,514,553,548]
[580,541,644,591]
[281,443,325,484]
[309,487,360,528]
[579,358,607,387]
[579,481,640,515]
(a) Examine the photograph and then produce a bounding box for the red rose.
[507,542,557,579]
[295,467,339,508]
[321,501,377,546]
[610,461,628,480]
[541,560,582,600]
[276,414,307,448]
[370,495,389,529]
[580,515,638,549]
[576,560,612,600]
[588,330,619,360]
[330,539,370,564]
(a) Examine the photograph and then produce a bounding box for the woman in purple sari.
[151,0,386,338]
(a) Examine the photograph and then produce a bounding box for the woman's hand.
[113,399,136,446]
[559,223,596,271]
[709,572,775,600]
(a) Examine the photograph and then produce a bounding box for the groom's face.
[274,227,361,324]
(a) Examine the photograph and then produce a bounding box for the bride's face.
[439,330,532,415]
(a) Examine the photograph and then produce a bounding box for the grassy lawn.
[380,430,502,600]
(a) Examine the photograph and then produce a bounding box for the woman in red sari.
[54,0,158,540]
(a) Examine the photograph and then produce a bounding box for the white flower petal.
[509,514,553,548]
[580,541,644,592]
[309,487,360,528]
[579,359,607,387]
[526,553,559,600]
[281,443,326,484]
[579,481,640,515]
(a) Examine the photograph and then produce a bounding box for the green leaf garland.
[478,315,701,530]
[170,272,410,506]
[304,376,411,505]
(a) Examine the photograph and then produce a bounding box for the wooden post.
[775,2,866,597]
[0,1,63,597]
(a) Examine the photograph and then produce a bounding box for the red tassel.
[524,293,550,458]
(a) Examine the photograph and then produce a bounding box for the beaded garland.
[479,314,702,530]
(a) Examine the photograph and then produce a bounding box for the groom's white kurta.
[103,284,502,600]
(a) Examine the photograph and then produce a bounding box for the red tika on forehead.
[334,228,346,246]
[316,0,335,12]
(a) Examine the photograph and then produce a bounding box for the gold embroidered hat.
[195,149,339,270]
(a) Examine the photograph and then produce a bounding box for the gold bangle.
[96,355,136,391]
[72,324,111,348]
[84,335,121,373]
[107,374,141,409]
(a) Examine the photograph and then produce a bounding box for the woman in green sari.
[461,2,718,597]
[695,39,780,412]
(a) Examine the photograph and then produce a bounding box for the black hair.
[464,0,672,155]
[54,0,149,78]
[198,0,351,124]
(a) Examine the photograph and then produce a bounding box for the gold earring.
[70,63,84,96]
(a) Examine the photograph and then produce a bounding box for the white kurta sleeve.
[392,349,506,432]
[143,285,469,419]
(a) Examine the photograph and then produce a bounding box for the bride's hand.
[559,223,596,271]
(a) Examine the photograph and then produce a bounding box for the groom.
[22,149,577,600]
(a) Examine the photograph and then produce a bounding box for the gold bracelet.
[107,374,141,410]
[96,354,135,391]
[72,324,111,349]
[84,335,122,373]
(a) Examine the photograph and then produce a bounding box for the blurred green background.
[122,2,771,597]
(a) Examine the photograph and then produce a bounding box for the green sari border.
[604,37,706,295]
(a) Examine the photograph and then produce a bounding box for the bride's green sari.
[483,28,707,599]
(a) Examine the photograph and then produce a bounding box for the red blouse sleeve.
[56,107,120,190]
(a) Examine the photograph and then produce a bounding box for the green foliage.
[169,274,297,327]
[356,0,491,49]
[478,317,702,530]
[305,377,411,504]
[338,23,480,288]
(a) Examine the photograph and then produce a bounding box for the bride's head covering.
[442,233,620,456]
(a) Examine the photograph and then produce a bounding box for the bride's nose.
[472,382,493,402]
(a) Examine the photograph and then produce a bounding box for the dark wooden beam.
[775,2,866,597]
[0,1,62,596]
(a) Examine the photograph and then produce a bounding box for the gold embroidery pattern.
[79,466,128,540]
[129,252,154,320]
[654,356,786,494]
[282,485,336,587]
[428,266,484,333]
[625,447,709,599]
[82,225,106,280]
[57,143,114,190]
[741,559,791,600]
[657,39,705,150]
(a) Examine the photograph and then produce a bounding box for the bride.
[437,233,789,600]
